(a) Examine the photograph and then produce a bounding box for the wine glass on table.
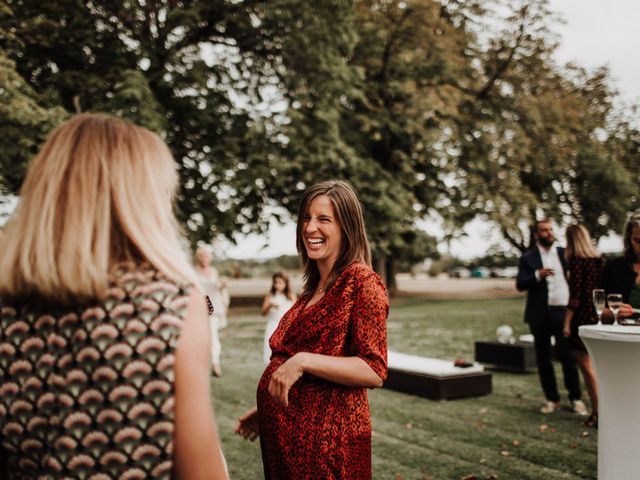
[607,293,623,326]
[592,289,606,325]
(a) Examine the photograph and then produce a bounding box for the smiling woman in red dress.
[236,180,388,479]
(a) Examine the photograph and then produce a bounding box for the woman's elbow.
[366,372,384,389]
[354,358,385,388]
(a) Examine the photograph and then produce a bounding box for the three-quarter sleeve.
[348,271,389,381]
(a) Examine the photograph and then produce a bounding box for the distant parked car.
[470,267,491,278]
[490,266,518,278]
[448,267,471,278]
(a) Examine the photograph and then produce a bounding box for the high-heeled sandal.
[584,412,598,429]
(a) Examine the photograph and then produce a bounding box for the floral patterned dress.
[0,265,190,479]
[567,256,605,351]
[257,263,388,480]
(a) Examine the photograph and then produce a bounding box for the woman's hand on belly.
[268,353,306,407]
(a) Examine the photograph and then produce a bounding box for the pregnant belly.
[257,357,368,421]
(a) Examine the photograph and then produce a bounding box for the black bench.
[474,341,536,372]
[384,352,492,400]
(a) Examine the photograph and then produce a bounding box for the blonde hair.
[296,180,372,295]
[565,224,600,260]
[0,113,197,304]
[194,244,215,268]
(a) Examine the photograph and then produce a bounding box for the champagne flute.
[592,289,606,325]
[607,293,623,326]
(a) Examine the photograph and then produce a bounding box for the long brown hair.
[271,272,294,300]
[0,113,196,304]
[623,211,640,263]
[564,224,600,261]
[296,180,371,295]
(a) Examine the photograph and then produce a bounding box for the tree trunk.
[385,255,397,296]
[373,254,386,280]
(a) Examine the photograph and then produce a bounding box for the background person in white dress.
[195,244,227,377]
[218,276,230,329]
[262,272,296,364]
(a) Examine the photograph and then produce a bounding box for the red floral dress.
[257,262,388,480]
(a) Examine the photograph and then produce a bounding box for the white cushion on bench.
[388,351,485,378]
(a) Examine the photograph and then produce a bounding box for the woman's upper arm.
[173,289,227,480]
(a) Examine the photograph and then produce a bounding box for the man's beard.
[538,237,554,248]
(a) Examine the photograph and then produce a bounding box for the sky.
[223,0,640,260]
[550,0,640,105]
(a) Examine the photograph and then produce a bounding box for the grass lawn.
[212,296,597,480]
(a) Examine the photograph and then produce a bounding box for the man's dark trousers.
[530,307,581,402]
[517,246,581,403]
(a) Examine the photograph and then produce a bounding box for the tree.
[342,0,474,288]
[389,228,440,274]
[2,0,637,283]
[0,48,67,197]
[0,0,357,245]
[241,0,638,287]
[436,0,638,251]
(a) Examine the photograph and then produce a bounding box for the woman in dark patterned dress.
[0,114,228,479]
[562,224,605,428]
[236,180,388,479]
[602,211,640,314]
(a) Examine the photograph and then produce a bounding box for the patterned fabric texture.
[257,262,389,480]
[567,256,605,351]
[0,264,190,479]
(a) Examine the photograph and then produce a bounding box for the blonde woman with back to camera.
[562,224,605,428]
[0,114,228,479]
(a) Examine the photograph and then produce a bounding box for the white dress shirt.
[537,244,570,307]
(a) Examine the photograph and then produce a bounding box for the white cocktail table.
[580,324,640,479]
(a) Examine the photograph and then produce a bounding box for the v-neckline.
[301,291,326,313]
[298,263,358,313]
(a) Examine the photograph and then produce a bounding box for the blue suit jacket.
[516,246,568,325]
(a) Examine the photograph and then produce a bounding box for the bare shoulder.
[186,287,209,324]
[176,288,210,363]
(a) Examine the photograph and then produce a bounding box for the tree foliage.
[1,0,298,241]
[431,0,638,250]
[1,0,638,287]
[0,47,67,196]
[351,0,637,254]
